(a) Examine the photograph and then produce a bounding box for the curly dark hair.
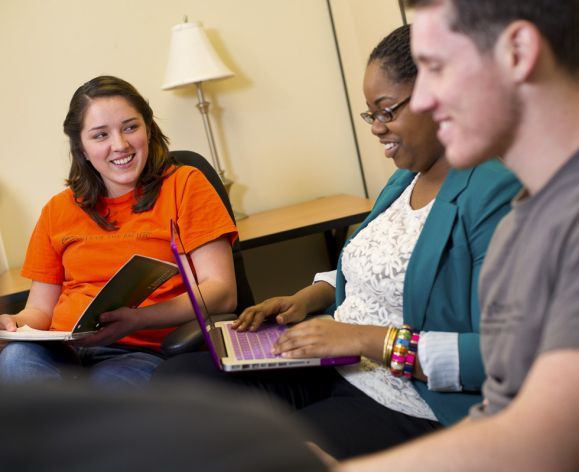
[63,76,173,231]
[368,24,417,85]
[405,0,579,75]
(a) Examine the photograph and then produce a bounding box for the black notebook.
[0,255,178,341]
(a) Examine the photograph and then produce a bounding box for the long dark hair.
[63,75,173,230]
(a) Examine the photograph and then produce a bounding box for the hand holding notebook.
[0,255,178,341]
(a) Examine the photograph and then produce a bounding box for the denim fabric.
[0,342,162,389]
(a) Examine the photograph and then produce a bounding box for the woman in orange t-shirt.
[0,76,237,388]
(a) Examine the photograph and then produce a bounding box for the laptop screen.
[170,219,223,368]
[170,219,213,317]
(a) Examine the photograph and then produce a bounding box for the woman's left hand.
[70,307,141,347]
[272,318,363,358]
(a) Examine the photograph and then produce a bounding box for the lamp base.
[221,176,248,221]
[233,209,248,221]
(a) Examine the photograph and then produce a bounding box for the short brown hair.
[405,0,579,75]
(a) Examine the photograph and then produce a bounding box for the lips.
[111,154,135,166]
[383,141,400,159]
[437,120,451,145]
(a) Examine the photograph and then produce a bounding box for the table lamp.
[163,19,246,218]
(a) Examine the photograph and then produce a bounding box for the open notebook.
[170,219,360,371]
[0,255,178,341]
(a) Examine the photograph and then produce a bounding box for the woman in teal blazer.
[155,25,521,459]
[335,161,519,425]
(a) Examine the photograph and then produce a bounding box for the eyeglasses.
[360,96,411,124]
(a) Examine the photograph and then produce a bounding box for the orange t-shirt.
[21,165,237,351]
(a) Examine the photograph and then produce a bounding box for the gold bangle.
[382,327,392,363]
[384,326,399,366]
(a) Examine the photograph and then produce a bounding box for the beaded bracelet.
[389,325,412,377]
[403,332,420,379]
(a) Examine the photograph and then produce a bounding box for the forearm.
[196,277,237,314]
[337,407,569,472]
[292,282,336,315]
[338,324,432,371]
[11,308,52,330]
[338,350,579,472]
[337,416,495,472]
[6,281,60,330]
[363,329,457,385]
[134,279,235,330]
[356,325,393,361]
[360,327,444,382]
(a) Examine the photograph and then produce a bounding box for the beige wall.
[247,0,406,301]
[0,232,7,274]
[0,0,359,265]
[330,0,406,199]
[0,0,405,300]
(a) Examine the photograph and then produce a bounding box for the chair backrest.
[169,150,255,312]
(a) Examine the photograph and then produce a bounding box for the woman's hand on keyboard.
[233,295,309,332]
[273,319,387,361]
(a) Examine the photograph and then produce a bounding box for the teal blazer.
[334,160,520,425]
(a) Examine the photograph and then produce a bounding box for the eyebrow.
[367,95,398,109]
[414,53,437,65]
[87,116,139,132]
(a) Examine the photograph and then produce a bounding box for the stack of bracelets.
[382,324,420,379]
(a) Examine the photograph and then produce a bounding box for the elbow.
[219,286,237,314]
[224,296,237,314]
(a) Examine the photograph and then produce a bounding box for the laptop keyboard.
[226,323,286,360]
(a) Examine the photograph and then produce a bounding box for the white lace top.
[335,175,438,421]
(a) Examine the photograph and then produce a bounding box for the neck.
[419,155,451,186]
[504,74,579,194]
[411,156,450,209]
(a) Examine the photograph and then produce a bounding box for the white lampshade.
[162,21,234,90]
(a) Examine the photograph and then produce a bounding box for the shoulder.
[160,165,227,215]
[453,160,521,205]
[467,159,519,188]
[34,188,88,231]
[164,164,203,183]
[161,165,214,192]
[41,188,77,213]
[47,187,75,203]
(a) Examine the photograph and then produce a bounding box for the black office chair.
[160,150,255,357]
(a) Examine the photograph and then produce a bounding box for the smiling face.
[80,96,150,197]
[410,1,520,168]
[363,60,444,173]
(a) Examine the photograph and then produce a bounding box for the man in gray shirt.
[337,0,579,470]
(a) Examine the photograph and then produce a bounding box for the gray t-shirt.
[472,150,579,417]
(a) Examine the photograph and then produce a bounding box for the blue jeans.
[0,342,163,390]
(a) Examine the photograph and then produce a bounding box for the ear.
[495,20,541,83]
